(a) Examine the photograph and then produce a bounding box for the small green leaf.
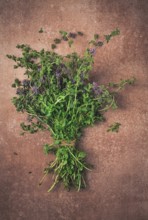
[59,30,68,37]
[54,140,61,145]
[54,38,61,44]
[94,34,99,40]
[111,28,120,36]
[11,83,16,88]
[105,35,111,43]
[39,28,44,33]
[107,122,121,133]
[51,44,56,49]
[105,28,120,43]
[14,78,21,86]
[77,31,84,36]
[78,152,86,159]
[68,39,73,47]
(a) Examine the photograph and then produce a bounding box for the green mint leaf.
[39,28,44,33]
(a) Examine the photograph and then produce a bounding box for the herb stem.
[67,148,91,171]
[38,172,48,185]
[99,96,115,112]
[47,175,59,192]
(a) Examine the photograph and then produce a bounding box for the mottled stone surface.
[0,0,148,220]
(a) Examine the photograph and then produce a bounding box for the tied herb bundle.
[7,29,135,192]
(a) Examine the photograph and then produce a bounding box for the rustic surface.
[0,0,148,220]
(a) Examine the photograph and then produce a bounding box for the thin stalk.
[82,176,86,188]
[115,81,130,92]
[38,172,48,186]
[99,96,115,112]
[50,160,57,168]
[78,177,81,191]
[67,148,92,171]
[47,175,59,192]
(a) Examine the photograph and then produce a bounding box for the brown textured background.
[0,0,148,220]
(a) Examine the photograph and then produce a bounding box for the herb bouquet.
[7,29,135,192]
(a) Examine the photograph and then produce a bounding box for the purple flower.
[22,79,30,87]
[55,69,61,79]
[40,75,47,84]
[92,82,102,96]
[32,86,39,95]
[68,32,77,38]
[16,88,25,95]
[88,48,96,55]
[60,63,65,68]
[56,72,61,78]
[92,82,98,88]
[71,79,76,84]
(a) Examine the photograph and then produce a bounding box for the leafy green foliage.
[105,28,120,43]
[7,28,135,192]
